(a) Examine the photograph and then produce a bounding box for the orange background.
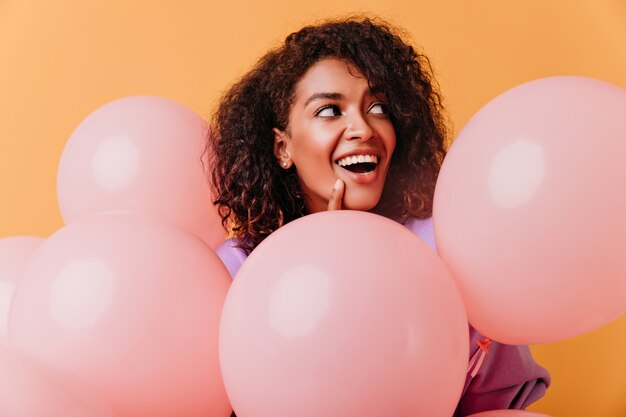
[1,1,625,415]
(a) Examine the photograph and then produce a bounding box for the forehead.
[293,58,368,100]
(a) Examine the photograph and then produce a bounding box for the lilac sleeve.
[403,217,550,416]
[215,238,247,278]
[454,326,550,416]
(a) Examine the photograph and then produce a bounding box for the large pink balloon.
[8,212,232,417]
[0,236,44,337]
[57,96,224,248]
[434,76,626,344]
[0,343,115,417]
[220,211,469,417]
[468,411,551,417]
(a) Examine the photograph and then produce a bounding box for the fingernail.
[334,179,341,190]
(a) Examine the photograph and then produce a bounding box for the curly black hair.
[207,16,448,254]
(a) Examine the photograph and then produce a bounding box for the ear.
[273,127,292,169]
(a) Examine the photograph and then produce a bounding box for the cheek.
[388,137,397,157]
[291,128,337,165]
[370,119,396,154]
[383,126,397,153]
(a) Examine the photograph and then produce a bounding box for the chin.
[342,192,382,211]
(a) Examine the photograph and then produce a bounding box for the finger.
[327,179,345,211]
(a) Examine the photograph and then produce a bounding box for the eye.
[368,103,388,115]
[314,105,341,117]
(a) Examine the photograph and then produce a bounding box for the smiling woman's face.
[273,58,396,213]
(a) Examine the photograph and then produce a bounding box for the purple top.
[216,217,550,416]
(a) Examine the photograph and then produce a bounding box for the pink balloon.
[57,96,225,249]
[220,211,469,417]
[0,343,115,417]
[467,411,552,417]
[434,76,626,344]
[0,236,44,337]
[8,212,232,417]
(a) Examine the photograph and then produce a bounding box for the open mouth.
[335,154,378,174]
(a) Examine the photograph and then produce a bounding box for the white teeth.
[336,154,379,167]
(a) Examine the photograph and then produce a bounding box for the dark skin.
[272,58,396,214]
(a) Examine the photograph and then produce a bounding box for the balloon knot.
[467,338,492,378]
[477,337,491,353]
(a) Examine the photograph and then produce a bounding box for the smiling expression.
[273,58,396,213]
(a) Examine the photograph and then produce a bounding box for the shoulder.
[401,216,436,251]
[215,237,248,278]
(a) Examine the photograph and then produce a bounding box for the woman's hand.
[327,179,345,210]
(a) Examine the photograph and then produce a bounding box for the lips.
[332,151,383,187]
[334,151,381,174]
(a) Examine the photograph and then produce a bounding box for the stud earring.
[282,161,289,168]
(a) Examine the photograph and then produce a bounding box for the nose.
[344,110,374,141]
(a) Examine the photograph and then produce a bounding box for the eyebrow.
[304,92,343,107]
[303,88,382,108]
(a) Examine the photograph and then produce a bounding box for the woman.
[207,17,550,416]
